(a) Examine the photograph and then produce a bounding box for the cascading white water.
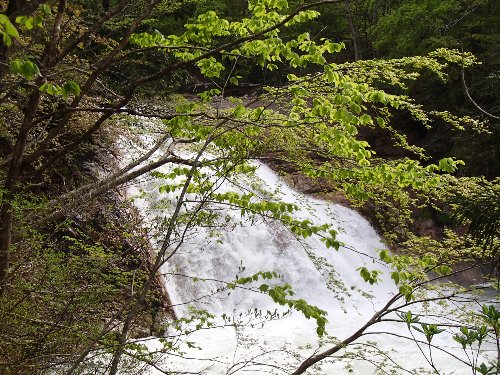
[121,134,490,374]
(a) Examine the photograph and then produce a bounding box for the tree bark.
[290,294,400,374]
[0,0,66,291]
[345,0,362,61]
[0,85,43,291]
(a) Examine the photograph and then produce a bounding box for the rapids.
[120,134,492,375]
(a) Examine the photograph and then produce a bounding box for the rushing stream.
[121,134,493,375]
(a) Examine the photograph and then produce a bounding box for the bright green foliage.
[0,233,139,372]
[15,15,44,30]
[226,270,328,336]
[398,304,499,374]
[414,323,446,343]
[453,325,488,350]
[265,284,328,336]
[139,8,484,307]
[478,304,500,335]
[39,80,81,99]
[9,58,40,80]
[0,0,497,373]
[357,266,381,285]
[453,305,499,374]
[476,362,499,375]
[130,2,340,76]
[15,3,52,30]
[398,310,420,330]
[0,14,19,46]
[171,307,216,332]
[152,47,477,238]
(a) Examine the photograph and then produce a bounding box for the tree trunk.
[0,0,65,290]
[345,0,362,61]
[0,87,42,291]
[0,206,13,293]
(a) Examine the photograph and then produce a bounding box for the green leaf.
[233,104,246,117]
[397,310,419,330]
[40,4,52,15]
[62,81,81,99]
[17,15,38,29]
[324,41,344,53]
[39,82,62,96]
[1,15,19,38]
[0,14,19,46]
[399,284,414,301]
[390,271,400,285]
[359,114,373,125]
[435,265,452,276]
[369,91,386,103]
[9,58,40,80]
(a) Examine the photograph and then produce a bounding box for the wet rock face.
[413,217,441,239]
[282,173,352,207]
[287,173,323,194]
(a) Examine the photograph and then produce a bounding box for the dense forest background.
[0,0,499,374]
[150,0,500,176]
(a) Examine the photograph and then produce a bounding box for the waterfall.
[120,134,490,375]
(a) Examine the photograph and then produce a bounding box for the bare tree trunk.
[0,209,13,293]
[290,294,400,375]
[105,134,212,375]
[0,0,66,291]
[345,0,362,61]
[0,86,43,291]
